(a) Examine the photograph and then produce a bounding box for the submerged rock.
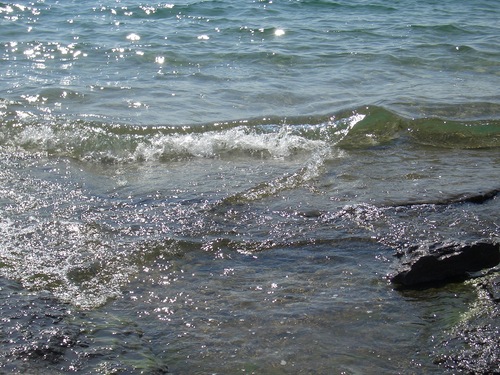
[390,241,500,287]
[433,273,500,374]
[435,316,500,374]
[0,278,169,374]
[393,187,500,207]
[0,278,84,372]
[485,275,500,302]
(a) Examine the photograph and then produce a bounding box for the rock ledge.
[390,241,500,287]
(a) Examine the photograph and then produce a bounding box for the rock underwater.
[389,241,500,287]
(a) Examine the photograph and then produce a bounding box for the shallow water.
[1,141,498,373]
[1,0,500,373]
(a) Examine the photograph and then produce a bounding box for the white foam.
[133,126,327,162]
[10,117,358,163]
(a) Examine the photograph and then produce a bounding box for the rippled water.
[1,0,500,373]
[2,0,500,125]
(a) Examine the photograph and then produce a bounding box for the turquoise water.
[1,0,500,373]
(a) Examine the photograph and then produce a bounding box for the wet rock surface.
[389,240,500,373]
[394,188,500,207]
[433,274,500,374]
[390,241,500,287]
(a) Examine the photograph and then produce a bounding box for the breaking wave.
[2,106,499,164]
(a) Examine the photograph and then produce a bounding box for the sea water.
[0,0,499,373]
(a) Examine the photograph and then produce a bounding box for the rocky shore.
[1,238,498,373]
[389,241,500,287]
[390,240,500,373]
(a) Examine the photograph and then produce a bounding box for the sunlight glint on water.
[0,0,499,373]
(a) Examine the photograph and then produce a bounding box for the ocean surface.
[1,0,500,373]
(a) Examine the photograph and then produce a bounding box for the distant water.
[1,0,499,373]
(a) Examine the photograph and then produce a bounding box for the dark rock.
[393,187,500,207]
[455,188,500,204]
[390,241,500,287]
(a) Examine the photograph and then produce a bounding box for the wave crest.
[2,106,500,163]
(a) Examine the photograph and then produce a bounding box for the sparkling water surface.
[2,0,500,125]
[1,0,500,373]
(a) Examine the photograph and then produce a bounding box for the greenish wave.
[337,106,500,149]
[1,105,500,163]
